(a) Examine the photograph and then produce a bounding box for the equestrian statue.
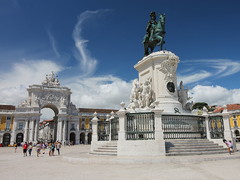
[143,12,166,56]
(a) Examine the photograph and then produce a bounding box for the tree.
[192,102,208,110]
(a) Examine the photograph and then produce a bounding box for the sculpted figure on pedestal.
[143,12,166,56]
[127,78,153,111]
[178,81,193,111]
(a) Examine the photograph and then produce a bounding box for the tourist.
[22,142,28,157]
[229,140,234,153]
[14,142,17,153]
[56,141,61,155]
[36,142,41,157]
[48,142,52,156]
[41,142,46,154]
[223,139,233,155]
[51,142,55,156]
[28,142,33,156]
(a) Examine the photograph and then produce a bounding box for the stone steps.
[166,139,228,156]
[90,142,118,156]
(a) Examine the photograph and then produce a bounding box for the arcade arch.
[3,133,11,146]
[39,105,58,142]
[16,133,23,145]
[13,72,79,145]
[80,132,85,144]
[70,132,76,145]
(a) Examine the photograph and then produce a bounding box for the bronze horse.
[143,13,166,56]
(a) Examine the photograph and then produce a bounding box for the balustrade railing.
[111,117,119,140]
[126,112,155,140]
[208,116,224,139]
[162,115,206,139]
[97,120,109,141]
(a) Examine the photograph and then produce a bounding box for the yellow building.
[0,105,15,146]
[78,108,117,144]
[214,104,240,141]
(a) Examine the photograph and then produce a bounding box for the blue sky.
[1,0,240,110]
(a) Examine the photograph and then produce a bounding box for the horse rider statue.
[143,12,166,56]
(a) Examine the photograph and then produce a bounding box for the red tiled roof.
[213,104,240,113]
[0,105,15,110]
[44,119,54,122]
[79,108,117,114]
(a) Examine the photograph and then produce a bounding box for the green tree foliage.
[192,102,208,110]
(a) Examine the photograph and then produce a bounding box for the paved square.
[1,145,240,180]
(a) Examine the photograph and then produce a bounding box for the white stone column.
[34,119,39,142]
[152,108,166,155]
[29,119,35,142]
[151,109,164,140]
[23,120,29,142]
[223,109,232,141]
[202,109,210,140]
[222,108,236,151]
[90,112,99,152]
[57,118,63,142]
[10,118,17,144]
[106,114,111,142]
[116,109,127,141]
[62,120,66,144]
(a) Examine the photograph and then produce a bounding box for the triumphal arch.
[13,72,79,144]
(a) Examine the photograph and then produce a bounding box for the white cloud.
[0,60,63,105]
[47,31,60,58]
[178,70,212,85]
[63,75,132,109]
[72,10,110,76]
[189,85,240,106]
[179,59,240,85]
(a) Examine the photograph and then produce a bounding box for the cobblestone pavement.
[1,145,240,180]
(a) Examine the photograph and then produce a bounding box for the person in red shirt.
[23,142,28,157]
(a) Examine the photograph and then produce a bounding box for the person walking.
[14,142,17,153]
[36,142,41,157]
[28,142,33,156]
[48,142,52,156]
[22,142,28,157]
[56,141,61,156]
[51,142,55,156]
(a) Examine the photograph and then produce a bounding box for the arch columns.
[57,114,68,143]
[10,118,17,144]
[23,120,29,142]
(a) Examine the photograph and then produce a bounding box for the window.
[81,118,85,130]
[6,121,10,130]
[234,120,238,128]
[18,122,24,130]
[70,123,75,131]
[7,116,11,120]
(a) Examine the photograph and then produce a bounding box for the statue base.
[133,50,183,113]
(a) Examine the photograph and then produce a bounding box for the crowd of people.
[14,141,62,157]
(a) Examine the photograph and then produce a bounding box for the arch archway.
[40,104,59,142]
[70,132,76,145]
[235,130,240,142]
[16,133,24,145]
[87,132,92,144]
[3,133,11,146]
[14,72,76,144]
[80,133,85,144]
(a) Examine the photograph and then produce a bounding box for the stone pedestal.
[134,51,182,113]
